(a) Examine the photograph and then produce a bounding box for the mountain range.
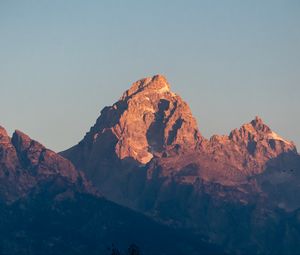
[0,124,220,254]
[1,75,300,254]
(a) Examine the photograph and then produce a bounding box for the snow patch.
[268,131,291,145]
[158,84,170,93]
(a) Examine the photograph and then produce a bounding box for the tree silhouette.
[108,244,121,255]
[126,244,140,255]
[108,243,141,255]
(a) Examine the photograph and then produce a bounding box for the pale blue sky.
[1,0,299,151]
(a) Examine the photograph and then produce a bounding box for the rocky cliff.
[205,116,297,174]
[61,74,298,189]
[0,126,91,202]
[61,74,300,254]
[62,75,201,166]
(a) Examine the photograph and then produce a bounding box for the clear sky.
[1,0,299,152]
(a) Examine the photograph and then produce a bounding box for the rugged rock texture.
[0,126,90,202]
[117,75,202,163]
[61,75,205,206]
[61,75,299,190]
[61,74,300,254]
[0,125,221,255]
[62,74,202,165]
[204,116,297,175]
[4,75,298,254]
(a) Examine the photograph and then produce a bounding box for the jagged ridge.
[61,74,300,254]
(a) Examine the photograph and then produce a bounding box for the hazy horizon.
[1,0,299,151]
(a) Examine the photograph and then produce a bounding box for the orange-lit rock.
[62,74,202,165]
[60,75,300,253]
[203,116,297,175]
[61,75,299,202]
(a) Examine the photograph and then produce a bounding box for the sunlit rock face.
[203,116,297,175]
[61,74,202,167]
[114,74,202,164]
[61,75,204,206]
[61,75,300,254]
[61,74,298,190]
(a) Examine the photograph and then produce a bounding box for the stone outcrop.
[0,126,92,202]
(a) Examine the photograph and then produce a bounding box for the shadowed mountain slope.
[0,126,221,255]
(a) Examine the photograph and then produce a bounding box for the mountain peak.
[13,129,30,140]
[230,117,294,146]
[62,75,202,165]
[12,129,34,152]
[233,116,271,138]
[249,116,271,133]
[251,115,263,125]
[121,74,171,100]
[151,74,169,84]
[246,117,294,147]
[0,125,8,138]
[114,75,201,163]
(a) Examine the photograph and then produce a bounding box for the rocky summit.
[62,75,300,254]
[62,75,298,186]
[0,126,90,202]
[205,116,297,174]
[63,75,201,166]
